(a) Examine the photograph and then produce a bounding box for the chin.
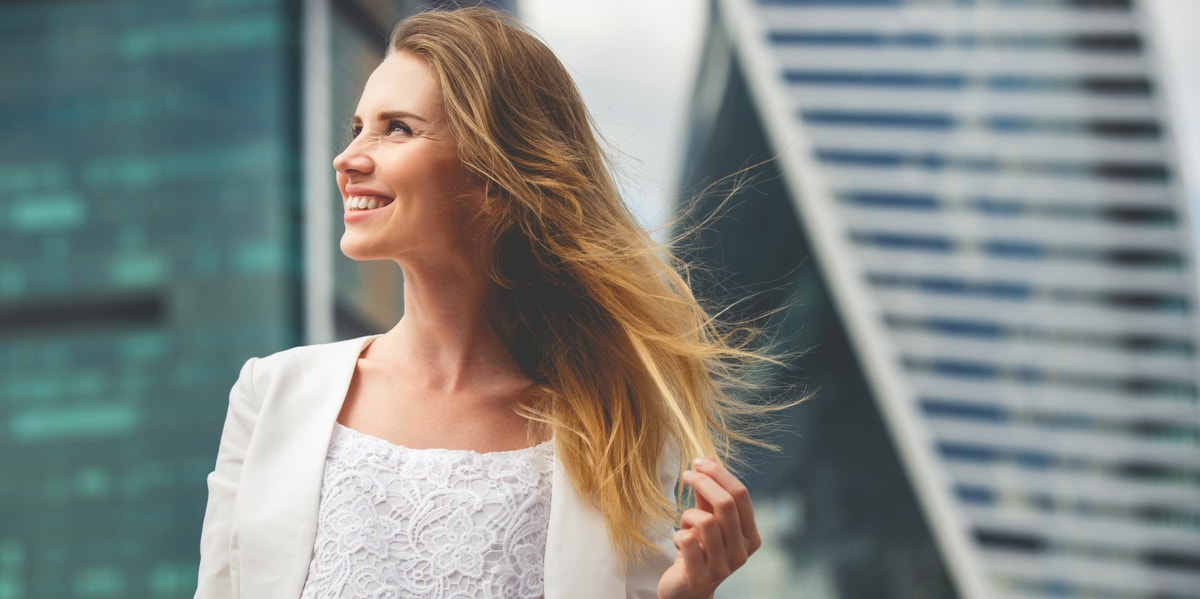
[339,236,380,261]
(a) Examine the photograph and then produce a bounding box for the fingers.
[672,514,727,592]
[691,458,761,554]
[681,506,728,572]
[665,461,760,599]
[682,470,744,565]
[673,527,704,569]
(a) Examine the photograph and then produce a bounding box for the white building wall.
[719,0,1200,597]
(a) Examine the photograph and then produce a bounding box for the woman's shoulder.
[245,335,376,379]
[228,335,376,413]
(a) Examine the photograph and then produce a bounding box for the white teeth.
[345,195,391,211]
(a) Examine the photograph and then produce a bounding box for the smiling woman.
[194,7,778,599]
[335,51,480,266]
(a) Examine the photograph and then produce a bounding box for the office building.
[679,1,1200,597]
[0,1,422,596]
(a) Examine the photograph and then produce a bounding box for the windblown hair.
[390,6,779,564]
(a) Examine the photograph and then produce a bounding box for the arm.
[657,458,762,599]
[194,358,261,599]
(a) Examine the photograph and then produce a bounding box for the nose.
[333,136,374,176]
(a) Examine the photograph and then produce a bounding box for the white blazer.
[194,336,677,599]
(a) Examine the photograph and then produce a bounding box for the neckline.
[333,422,554,457]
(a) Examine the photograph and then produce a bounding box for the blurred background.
[1,0,1198,598]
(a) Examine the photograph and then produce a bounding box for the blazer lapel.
[233,336,374,599]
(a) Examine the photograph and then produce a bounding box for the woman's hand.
[657,457,761,599]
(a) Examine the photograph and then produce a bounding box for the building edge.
[713,0,995,597]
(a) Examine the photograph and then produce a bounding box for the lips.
[344,195,394,211]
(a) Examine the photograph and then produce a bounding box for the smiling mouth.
[345,195,395,211]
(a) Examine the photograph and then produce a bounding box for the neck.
[373,256,522,393]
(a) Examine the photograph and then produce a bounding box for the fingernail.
[682,469,695,479]
[693,457,712,468]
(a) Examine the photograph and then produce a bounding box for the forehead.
[356,51,443,120]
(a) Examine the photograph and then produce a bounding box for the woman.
[196,7,771,599]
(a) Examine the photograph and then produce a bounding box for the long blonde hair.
[391,7,780,564]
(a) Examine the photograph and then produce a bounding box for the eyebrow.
[352,110,431,125]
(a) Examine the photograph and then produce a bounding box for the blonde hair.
[390,6,781,564]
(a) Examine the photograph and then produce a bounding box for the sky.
[519,0,1200,231]
[1145,0,1200,211]
[519,0,706,233]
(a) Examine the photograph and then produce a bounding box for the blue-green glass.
[0,0,301,596]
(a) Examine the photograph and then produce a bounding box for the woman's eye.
[348,125,363,138]
[387,120,412,136]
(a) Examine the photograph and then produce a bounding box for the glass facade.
[686,0,1200,597]
[677,18,957,598]
[0,1,301,596]
[0,0,413,596]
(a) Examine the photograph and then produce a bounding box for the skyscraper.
[679,1,1200,597]
[0,1,420,596]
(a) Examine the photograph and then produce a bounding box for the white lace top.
[298,423,555,599]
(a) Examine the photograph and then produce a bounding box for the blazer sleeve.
[195,358,261,599]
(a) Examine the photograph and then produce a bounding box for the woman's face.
[333,50,482,266]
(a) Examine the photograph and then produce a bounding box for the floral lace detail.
[299,424,554,599]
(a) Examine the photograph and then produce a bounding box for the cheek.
[437,158,482,197]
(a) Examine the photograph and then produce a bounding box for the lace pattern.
[299,424,554,599]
